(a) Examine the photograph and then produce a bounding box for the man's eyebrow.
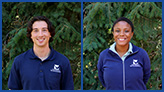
[33,27,48,29]
[33,28,38,30]
[42,27,48,29]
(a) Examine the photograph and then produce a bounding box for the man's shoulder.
[51,49,69,63]
[14,49,32,61]
[54,50,69,60]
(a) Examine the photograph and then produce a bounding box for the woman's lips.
[118,38,126,41]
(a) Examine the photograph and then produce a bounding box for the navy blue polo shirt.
[8,47,74,90]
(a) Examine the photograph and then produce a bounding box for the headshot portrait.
[2,2,81,90]
[83,2,162,90]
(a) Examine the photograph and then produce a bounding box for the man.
[8,16,74,90]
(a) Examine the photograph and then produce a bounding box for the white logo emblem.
[130,59,141,67]
[50,64,61,73]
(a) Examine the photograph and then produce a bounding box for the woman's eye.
[115,30,120,32]
[125,30,129,32]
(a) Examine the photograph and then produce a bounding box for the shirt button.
[40,70,42,72]
[40,63,42,65]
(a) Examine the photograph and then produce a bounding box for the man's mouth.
[37,38,45,43]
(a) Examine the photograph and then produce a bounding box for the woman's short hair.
[111,17,134,32]
[27,16,55,42]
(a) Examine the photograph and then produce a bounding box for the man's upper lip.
[118,38,126,39]
[37,38,45,40]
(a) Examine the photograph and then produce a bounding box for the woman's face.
[113,21,134,47]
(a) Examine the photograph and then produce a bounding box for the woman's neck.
[115,44,129,57]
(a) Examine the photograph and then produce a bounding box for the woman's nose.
[120,30,124,36]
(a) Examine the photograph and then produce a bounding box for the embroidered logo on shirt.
[50,64,61,73]
[130,59,141,67]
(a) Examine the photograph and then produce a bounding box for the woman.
[97,17,151,90]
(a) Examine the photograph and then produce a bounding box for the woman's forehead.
[114,21,131,28]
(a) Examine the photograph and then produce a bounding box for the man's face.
[31,21,51,48]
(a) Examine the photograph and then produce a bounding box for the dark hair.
[111,17,134,32]
[27,16,55,42]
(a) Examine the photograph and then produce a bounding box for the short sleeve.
[61,58,74,90]
[8,58,22,90]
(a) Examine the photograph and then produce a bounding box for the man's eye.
[33,29,38,32]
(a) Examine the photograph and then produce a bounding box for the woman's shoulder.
[132,44,148,56]
[99,48,110,58]
[100,48,109,54]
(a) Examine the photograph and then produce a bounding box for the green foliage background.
[2,2,81,90]
[83,2,162,90]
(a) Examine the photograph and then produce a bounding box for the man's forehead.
[32,21,48,28]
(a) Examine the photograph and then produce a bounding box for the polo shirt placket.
[39,61,44,89]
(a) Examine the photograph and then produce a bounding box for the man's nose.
[38,30,43,36]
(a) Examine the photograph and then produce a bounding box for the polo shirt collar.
[46,46,56,61]
[29,46,56,61]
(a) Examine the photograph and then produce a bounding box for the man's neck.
[33,45,51,61]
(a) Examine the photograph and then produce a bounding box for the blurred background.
[83,2,162,90]
[2,2,81,90]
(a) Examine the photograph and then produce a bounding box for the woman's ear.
[131,32,134,38]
